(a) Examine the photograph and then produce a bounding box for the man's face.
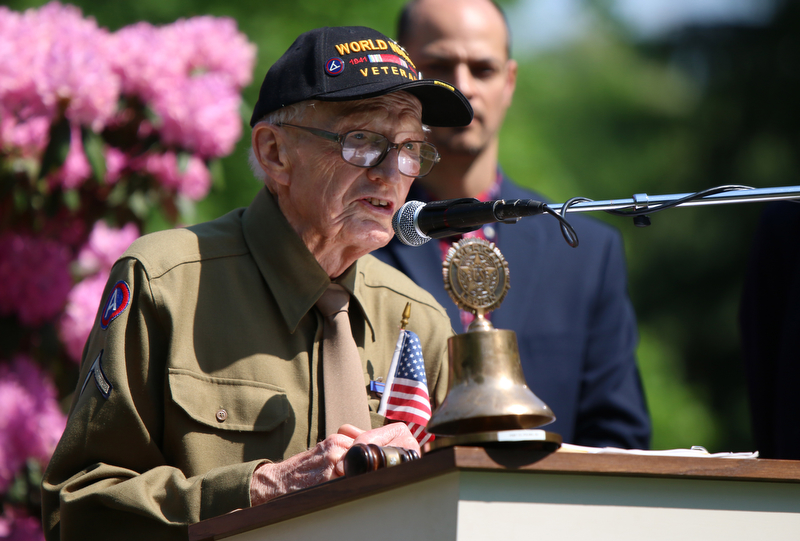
[281,93,424,257]
[402,0,516,156]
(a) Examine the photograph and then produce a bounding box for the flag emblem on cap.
[325,57,345,76]
[367,54,417,77]
[100,281,130,329]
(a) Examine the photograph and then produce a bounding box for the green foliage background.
[7,0,797,452]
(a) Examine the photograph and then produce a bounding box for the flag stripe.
[385,404,430,417]
[407,422,434,446]
[390,380,430,396]
[385,407,431,426]
[387,392,431,408]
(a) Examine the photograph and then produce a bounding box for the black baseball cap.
[249,26,473,128]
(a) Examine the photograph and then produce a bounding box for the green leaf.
[239,99,253,124]
[176,194,197,224]
[82,127,107,181]
[13,187,28,213]
[63,189,81,211]
[177,152,191,174]
[38,114,72,180]
[144,104,161,127]
[127,191,150,220]
[6,469,28,504]
[107,181,129,207]
[209,159,225,190]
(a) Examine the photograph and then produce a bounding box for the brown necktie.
[316,284,372,436]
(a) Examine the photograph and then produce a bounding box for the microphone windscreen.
[392,200,430,246]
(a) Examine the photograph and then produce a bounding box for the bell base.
[428,413,554,436]
[423,428,562,454]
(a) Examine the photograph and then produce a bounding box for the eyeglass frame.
[275,123,441,178]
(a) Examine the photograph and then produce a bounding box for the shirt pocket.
[168,368,289,432]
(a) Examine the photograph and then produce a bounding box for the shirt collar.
[242,188,375,339]
[242,188,329,333]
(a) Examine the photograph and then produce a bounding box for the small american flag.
[378,330,435,445]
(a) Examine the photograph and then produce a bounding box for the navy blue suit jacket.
[374,176,651,448]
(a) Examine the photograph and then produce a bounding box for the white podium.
[189,446,800,541]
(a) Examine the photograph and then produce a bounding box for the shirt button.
[484,225,496,240]
[216,409,228,422]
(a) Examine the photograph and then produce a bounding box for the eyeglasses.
[277,123,440,178]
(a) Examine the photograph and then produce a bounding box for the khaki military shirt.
[41,188,453,540]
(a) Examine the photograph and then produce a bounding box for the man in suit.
[374,0,651,447]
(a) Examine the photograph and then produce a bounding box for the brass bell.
[427,320,555,435]
[427,238,556,436]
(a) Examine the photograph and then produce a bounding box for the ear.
[252,123,292,187]
[502,59,518,108]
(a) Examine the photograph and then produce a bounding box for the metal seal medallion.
[442,238,510,319]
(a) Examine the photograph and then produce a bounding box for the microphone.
[392,197,547,246]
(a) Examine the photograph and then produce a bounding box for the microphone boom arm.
[391,185,800,248]
[547,185,800,215]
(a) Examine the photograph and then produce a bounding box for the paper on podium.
[558,443,759,459]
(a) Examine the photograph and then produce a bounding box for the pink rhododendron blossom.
[0,96,52,155]
[139,152,180,192]
[170,16,256,88]
[108,15,253,160]
[75,221,139,276]
[29,2,119,130]
[0,3,119,137]
[179,155,213,201]
[0,3,52,154]
[1,3,254,166]
[0,233,72,326]
[153,73,242,158]
[0,355,67,494]
[109,21,185,101]
[0,8,47,143]
[142,151,211,200]
[109,16,254,101]
[58,272,107,363]
[104,146,127,184]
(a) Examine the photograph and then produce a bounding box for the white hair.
[248,101,318,182]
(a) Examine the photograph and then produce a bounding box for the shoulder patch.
[100,280,130,329]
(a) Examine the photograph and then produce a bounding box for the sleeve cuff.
[200,459,267,520]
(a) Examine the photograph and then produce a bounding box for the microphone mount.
[420,198,546,239]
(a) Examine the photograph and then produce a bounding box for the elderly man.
[374,0,651,449]
[41,26,471,540]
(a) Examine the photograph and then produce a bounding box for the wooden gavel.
[343,443,420,477]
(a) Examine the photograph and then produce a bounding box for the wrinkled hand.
[250,423,419,506]
[336,422,421,477]
[250,432,353,506]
